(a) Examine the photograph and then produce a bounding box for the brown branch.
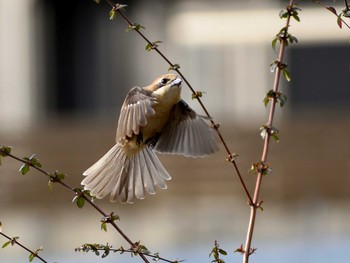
[2,151,151,263]
[313,0,350,29]
[0,231,48,263]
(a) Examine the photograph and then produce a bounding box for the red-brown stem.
[314,0,350,29]
[242,1,294,262]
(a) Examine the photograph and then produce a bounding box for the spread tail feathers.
[81,144,171,204]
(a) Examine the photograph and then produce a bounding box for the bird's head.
[144,74,182,103]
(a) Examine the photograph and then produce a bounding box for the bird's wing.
[116,86,157,141]
[153,100,219,157]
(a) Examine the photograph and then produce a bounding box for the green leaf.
[145,41,162,51]
[279,94,287,107]
[263,97,270,107]
[192,91,206,100]
[168,63,181,71]
[2,241,11,248]
[19,164,30,175]
[271,37,278,52]
[30,155,42,168]
[289,35,298,44]
[271,134,280,142]
[76,196,85,208]
[337,14,343,28]
[292,14,300,22]
[102,249,110,258]
[0,146,12,157]
[279,9,289,19]
[282,69,291,82]
[218,248,227,256]
[126,23,145,32]
[101,222,107,232]
[109,9,117,20]
[54,171,66,180]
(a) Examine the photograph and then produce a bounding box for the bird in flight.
[82,74,219,203]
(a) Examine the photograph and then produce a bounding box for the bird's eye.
[160,78,169,85]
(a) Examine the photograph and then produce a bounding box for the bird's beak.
[171,78,182,87]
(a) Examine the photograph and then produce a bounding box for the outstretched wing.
[116,87,157,141]
[153,100,219,157]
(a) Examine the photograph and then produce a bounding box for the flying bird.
[82,74,219,203]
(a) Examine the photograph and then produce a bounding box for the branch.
[0,147,154,263]
[103,0,253,206]
[242,1,298,262]
[313,0,350,29]
[75,243,182,263]
[0,229,47,263]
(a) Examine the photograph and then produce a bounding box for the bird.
[81,73,219,204]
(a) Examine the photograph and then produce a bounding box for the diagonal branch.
[0,231,48,263]
[313,0,350,29]
[1,150,151,263]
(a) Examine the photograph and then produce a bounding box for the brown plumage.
[82,74,219,203]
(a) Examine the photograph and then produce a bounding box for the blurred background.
[1,0,350,262]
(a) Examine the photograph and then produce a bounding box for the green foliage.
[109,4,127,20]
[168,63,181,71]
[0,146,12,165]
[126,23,145,32]
[0,146,12,157]
[76,243,113,258]
[249,161,272,176]
[19,155,42,175]
[29,246,43,262]
[260,125,280,142]
[234,244,257,255]
[145,40,162,51]
[282,68,291,82]
[263,90,287,108]
[100,212,120,231]
[279,4,301,22]
[2,236,19,248]
[191,91,206,100]
[272,26,298,52]
[72,188,92,209]
[269,60,292,81]
[209,241,227,263]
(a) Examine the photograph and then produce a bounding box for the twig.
[0,231,48,263]
[242,1,295,262]
[104,0,253,206]
[313,0,350,29]
[76,243,179,263]
[1,151,151,263]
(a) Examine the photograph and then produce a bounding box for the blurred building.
[0,0,349,134]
